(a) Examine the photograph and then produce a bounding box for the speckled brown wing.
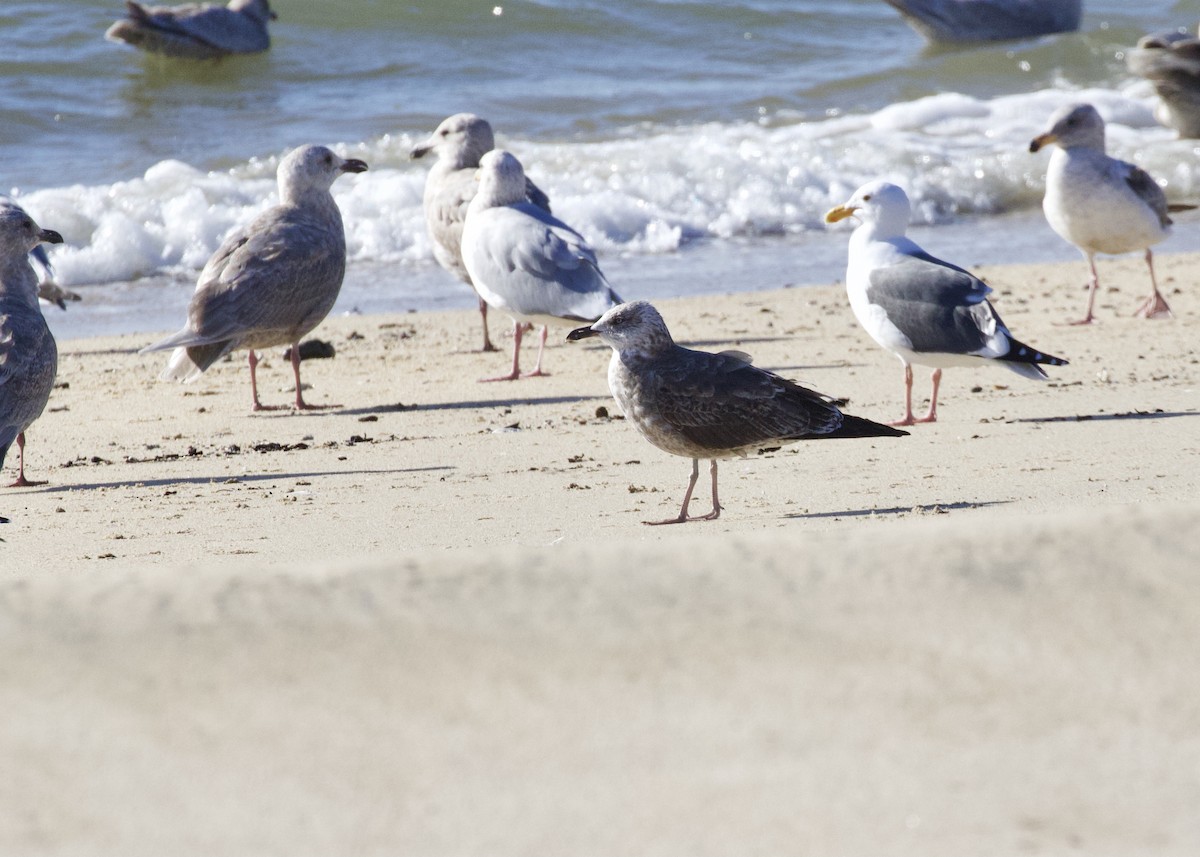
[646,347,845,453]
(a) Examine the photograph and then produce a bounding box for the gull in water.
[882,0,1080,43]
[105,0,276,60]
[568,301,906,525]
[411,113,552,353]
[141,145,368,411]
[1030,103,1195,323]
[1127,24,1200,139]
[826,181,1067,426]
[0,203,63,487]
[462,149,620,381]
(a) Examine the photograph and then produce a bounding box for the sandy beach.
[2,253,1198,854]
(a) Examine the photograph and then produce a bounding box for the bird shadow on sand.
[1008,409,1200,425]
[353,394,611,415]
[37,466,452,494]
[785,499,1010,520]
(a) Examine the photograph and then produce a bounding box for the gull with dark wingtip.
[826,180,1067,426]
[0,203,63,488]
[105,0,276,60]
[569,301,906,525]
[141,145,367,411]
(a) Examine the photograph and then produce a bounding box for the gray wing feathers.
[1123,164,1172,228]
[867,254,995,354]
[470,206,617,321]
[649,348,844,451]
[124,1,269,53]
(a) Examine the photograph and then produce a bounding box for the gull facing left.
[569,301,906,525]
[826,180,1067,426]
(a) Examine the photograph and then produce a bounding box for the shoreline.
[5,252,1197,569]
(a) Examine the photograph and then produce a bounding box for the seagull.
[0,203,63,488]
[881,0,1080,43]
[410,113,552,353]
[825,180,1067,426]
[141,145,368,411]
[105,0,276,60]
[1030,103,1195,323]
[1127,24,1200,139]
[568,301,907,525]
[462,149,620,381]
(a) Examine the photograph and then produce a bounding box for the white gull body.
[410,113,552,353]
[826,181,1066,425]
[1030,102,1191,323]
[461,149,620,381]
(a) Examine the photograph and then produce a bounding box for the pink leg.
[890,364,917,426]
[1069,255,1100,325]
[699,459,721,520]
[248,349,282,412]
[523,325,550,378]
[482,320,523,382]
[915,367,941,424]
[646,458,703,525]
[7,432,46,487]
[479,297,498,353]
[1134,249,1173,319]
[289,343,340,411]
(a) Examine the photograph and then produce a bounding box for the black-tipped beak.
[39,229,63,245]
[567,324,598,342]
[341,158,368,174]
[1029,133,1054,154]
[410,143,431,160]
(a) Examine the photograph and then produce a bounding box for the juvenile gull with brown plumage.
[568,301,906,525]
[463,149,620,381]
[0,203,63,488]
[141,144,367,411]
[1030,103,1195,323]
[826,180,1067,426]
[410,113,551,352]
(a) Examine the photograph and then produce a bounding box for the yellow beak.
[1028,132,1057,154]
[824,204,859,224]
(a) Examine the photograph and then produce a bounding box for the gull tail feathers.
[997,338,1068,380]
[829,413,909,440]
[159,342,230,383]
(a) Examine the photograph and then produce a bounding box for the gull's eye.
[862,194,872,202]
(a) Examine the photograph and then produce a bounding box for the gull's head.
[824,180,911,238]
[1030,103,1105,154]
[567,300,674,356]
[229,0,276,22]
[474,149,529,208]
[410,113,495,166]
[277,144,368,202]
[0,202,62,257]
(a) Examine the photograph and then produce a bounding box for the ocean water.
[4,0,1199,339]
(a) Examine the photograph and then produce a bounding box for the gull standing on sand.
[105,0,276,60]
[568,301,906,525]
[1030,103,1195,323]
[141,145,367,411]
[1127,24,1200,139]
[0,203,63,487]
[881,0,1080,43]
[462,149,621,381]
[825,181,1067,426]
[410,113,552,353]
